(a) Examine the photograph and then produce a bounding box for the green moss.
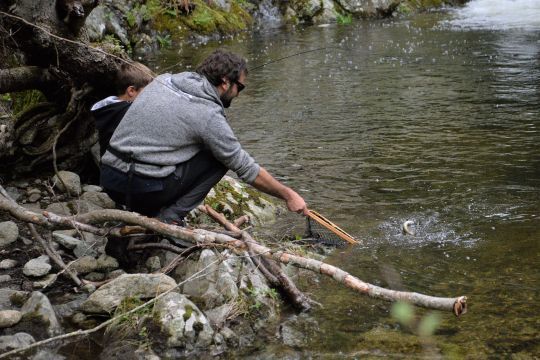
[183,304,193,321]
[10,90,46,115]
[179,0,252,35]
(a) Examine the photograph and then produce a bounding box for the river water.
[152,1,540,357]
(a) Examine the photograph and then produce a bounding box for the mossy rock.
[203,176,283,226]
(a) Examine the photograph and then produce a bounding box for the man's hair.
[115,61,154,95]
[196,49,248,86]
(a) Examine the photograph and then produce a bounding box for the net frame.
[306,210,359,245]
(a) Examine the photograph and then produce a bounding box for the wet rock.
[45,202,71,216]
[80,191,116,209]
[52,170,81,196]
[334,0,399,16]
[21,291,63,336]
[84,5,107,41]
[32,274,57,289]
[31,349,66,360]
[52,231,82,249]
[0,332,35,353]
[4,186,23,202]
[0,310,23,328]
[82,184,103,193]
[0,221,19,247]
[81,273,177,314]
[70,256,98,274]
[0,289,29,310]
[145,256,161,272]
[27,191,41,203]
[107,269,126,279]
[181,249,223,307]
[205,303,235,329]
[153,292,214,348]
[84,272,105,281]
[54,296,87,319]
[0,259,17,269]
[95,254,119,271]
[23,255,51,277]
[316,0,338,23]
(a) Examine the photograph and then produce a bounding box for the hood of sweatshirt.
[169,72,223,107]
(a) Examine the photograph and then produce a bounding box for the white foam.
[448,0,540,31]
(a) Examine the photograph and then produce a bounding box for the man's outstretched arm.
[251,167,308,215]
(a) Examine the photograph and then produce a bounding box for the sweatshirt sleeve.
[202,115,260,184]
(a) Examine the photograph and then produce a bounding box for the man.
[100,49,307,225]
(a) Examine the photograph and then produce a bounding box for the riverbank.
[86,0,468,58]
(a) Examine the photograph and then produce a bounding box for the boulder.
[21,292,63,336]
[0,221,19,247]
[81,273,177,314]
[153,292,214,348]
[52,170,81,196]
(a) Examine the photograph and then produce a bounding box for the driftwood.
[0,187,467,315]
[201,204,312,311]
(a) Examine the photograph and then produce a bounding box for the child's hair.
[115,61,154,95]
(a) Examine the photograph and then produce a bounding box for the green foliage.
[156,33,172,48]
[391,301,441,338]
[391,301,415,327]
[336,13,353,25]
[396,3,413,15]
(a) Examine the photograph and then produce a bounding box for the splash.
[447,0,540,31]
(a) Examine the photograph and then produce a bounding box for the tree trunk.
[0,0,126,176]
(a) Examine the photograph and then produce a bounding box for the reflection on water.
[152,8,540,358]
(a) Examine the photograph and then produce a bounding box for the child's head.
[116,61,154,101]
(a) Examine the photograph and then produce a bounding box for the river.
[151,0,540,357]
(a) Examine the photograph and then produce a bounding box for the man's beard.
[220,88,234,108]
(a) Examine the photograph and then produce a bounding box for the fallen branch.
[27,224,83,287]
[202,204,311,311]
[0,192,468,315]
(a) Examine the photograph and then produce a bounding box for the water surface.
[153,4,539,357]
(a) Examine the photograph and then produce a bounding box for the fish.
[402,220,415,236]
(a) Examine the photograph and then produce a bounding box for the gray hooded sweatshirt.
[101,72,260,184]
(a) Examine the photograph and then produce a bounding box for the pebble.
[0,310,23,328]
[0,275,12,283]
[0,259,17,270]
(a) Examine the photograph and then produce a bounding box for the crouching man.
[100,49,307,225]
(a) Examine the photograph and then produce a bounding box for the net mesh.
[306,217,348,246]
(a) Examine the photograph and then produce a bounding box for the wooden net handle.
[307,210,359,245]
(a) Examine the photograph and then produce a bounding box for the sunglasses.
[234,80,245,93]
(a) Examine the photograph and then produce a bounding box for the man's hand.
[284,189,308,215]
[251,167,308,216]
